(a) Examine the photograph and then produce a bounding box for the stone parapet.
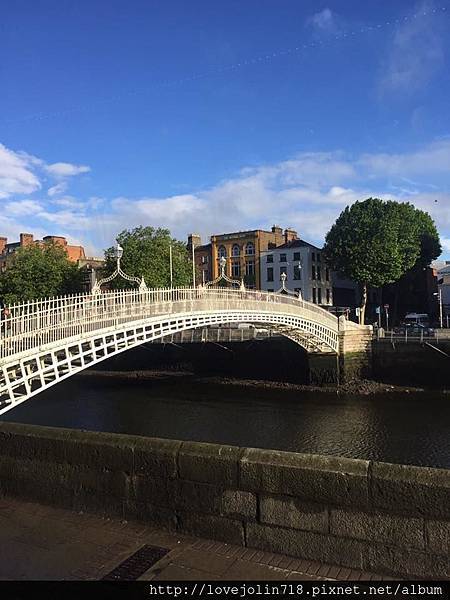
[0,422,448,578]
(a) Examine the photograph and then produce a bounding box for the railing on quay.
[375,329,450,344]
[0,287,338,361]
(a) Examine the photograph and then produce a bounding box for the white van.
[403,313,430,327]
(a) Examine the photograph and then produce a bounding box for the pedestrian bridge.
[0,287,368,415]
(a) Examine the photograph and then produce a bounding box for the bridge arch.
[0,287,341,415]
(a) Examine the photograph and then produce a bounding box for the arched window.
[245,242,255,256]
[218,246,227,259]
[232,244,241,257]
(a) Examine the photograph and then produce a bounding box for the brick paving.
[0,496,396,581]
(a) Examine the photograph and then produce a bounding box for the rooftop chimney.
[20,233,34,247]
[284,228,298,243]
[187,233,202,252]
[271,225,283,235]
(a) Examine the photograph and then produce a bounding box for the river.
[2,373,449,469]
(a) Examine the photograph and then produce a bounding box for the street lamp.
[92,240,147,294]
[433,288,443,328]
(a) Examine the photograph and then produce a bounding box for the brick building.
[188,226,297,289]
[0,233,85,272]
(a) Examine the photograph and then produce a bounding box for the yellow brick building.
[188,226,298,289]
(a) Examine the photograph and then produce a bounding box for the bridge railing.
[0,287,338,361]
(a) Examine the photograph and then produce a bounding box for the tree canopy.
[102,226,193,289]
[323,198,441,323]
[0,242,83,304]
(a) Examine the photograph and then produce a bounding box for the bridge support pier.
[308,353,339,385]
[308,319,373,386]
[338,317,373,383]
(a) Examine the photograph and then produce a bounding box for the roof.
[264,238,322,252]
[194,243,211,252]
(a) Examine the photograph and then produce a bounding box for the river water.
[1,374,449,469]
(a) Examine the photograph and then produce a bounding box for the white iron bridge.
[0,287,342,415]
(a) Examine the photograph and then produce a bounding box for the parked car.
[393,323,434,336]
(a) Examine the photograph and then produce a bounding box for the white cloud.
[4,199,43,217]
[359,140,450,177]
[1,139,449,259]
[441,238,450,253]
[48,182,68,196]
[0,143,41,199]
[45,162,91,177]
[379,1,445,95]
[307,8,340,34]
[0,142,92,205]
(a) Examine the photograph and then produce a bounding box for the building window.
[232,244,241,257]
[266,254,273,263]
[280,266,287,278]
[280,253,287,262]
[312,288,317,303]
[202,270,209,284]
[267,267,274,282]
[245,242,255,256]
[293,264,301,280]
[232,261,241,277]
[326,288,331,304]
[312,252,316,262]
[317,266,321,281]
[246,260,255,276]
[293,252,300,261]
[317,253,321,262]
[325,267,330,281]
[267,288,274,293]
[201,255,208,264]
[312,265,316,280]
[318,288,322,304]
[218,245,227,259]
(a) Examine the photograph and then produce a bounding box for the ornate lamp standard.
[205,256,245,290]
[92,242,148,294]
[276,272,302,299]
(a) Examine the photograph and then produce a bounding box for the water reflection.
[1,375,449,469]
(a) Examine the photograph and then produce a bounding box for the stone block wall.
[0,422,448,578]
[338,320,373,382]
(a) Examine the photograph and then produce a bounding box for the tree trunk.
[360,282,367,325]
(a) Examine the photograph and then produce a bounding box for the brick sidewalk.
[0,496,394,581]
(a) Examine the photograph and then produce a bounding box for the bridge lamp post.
[115,243,124,265]
[92,241,147,294]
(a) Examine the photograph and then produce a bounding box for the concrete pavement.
[0,496,394,581]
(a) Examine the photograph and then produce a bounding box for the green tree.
[102,226,193,289]
[323,198,441,324]
[0,242,83,304]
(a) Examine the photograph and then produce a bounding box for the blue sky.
[1,0,450,257]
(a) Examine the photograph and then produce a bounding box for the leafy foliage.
[102,226,193,288]
[0,242,83,304]
[323,198,441,322]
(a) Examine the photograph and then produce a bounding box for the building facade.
[189,226,297,289]
[0,233,85,272]
[260,239,333,305]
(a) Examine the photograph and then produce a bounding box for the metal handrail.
[0,287,339,360]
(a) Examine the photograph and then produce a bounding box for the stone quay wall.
[0,422,448,578]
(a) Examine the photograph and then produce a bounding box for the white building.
[437,262,450,316]
[260,239,332,305]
